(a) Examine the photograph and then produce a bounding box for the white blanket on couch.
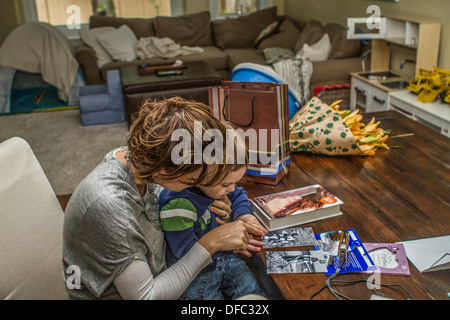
[134,37,204,59]
[273,53,313,106]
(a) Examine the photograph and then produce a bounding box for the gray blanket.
[0,22,78,103]
[134,37,204,59]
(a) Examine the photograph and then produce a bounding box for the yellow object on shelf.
[408,66,450,103]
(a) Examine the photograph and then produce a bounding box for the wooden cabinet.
[370,14,441,74]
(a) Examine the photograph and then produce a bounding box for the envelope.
[397,235,450,273]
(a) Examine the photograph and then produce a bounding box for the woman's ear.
[152,168,167,178]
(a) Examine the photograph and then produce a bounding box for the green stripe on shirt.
[160,198,197,231]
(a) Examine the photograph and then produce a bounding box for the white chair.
[0,137,67,299]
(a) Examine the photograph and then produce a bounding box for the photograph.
[266,250,328,274]
[262,227,317,248]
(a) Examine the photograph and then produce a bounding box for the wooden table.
[237,111,450,300]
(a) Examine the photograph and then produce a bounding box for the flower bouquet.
[289,97,390,156]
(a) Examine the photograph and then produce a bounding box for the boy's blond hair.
[201,123,249,186]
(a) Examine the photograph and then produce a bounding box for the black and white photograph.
[266,250,328,274]
[318,230,342,256]
[262,227,317,248]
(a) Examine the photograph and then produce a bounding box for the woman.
[62,97,265,300]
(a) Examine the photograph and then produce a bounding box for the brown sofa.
[76,7,367,94]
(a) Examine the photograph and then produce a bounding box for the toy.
[408,66,450,103]
[442,89,450,104]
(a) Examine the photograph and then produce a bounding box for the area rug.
[10,85,78,113]
[0,109,129,195]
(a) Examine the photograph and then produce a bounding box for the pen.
[338,231,349,267]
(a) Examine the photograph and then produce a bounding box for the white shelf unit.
[388,91,450,137]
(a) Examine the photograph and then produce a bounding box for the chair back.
[0,137,67,300]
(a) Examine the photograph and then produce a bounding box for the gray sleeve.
[113,243,212,300]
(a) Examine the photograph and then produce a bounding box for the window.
[219,0,258,16]
[209,0,273,20]
[113,0,171,18]
[34,0,93,25]
[22,0,183,39]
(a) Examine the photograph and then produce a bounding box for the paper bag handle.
[222,94,255,128]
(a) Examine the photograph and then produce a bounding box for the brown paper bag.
[209,81,290,185]
[289,97,365,155]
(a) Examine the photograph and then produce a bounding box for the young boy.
[159,131,267,300]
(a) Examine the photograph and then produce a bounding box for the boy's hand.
[236,214,268,237]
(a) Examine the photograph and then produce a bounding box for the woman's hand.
[231,214,266,257]
[236,214,268,237]
[210,195,232,222]
[235,236,264,257]
[215,216,266,257]
[198,220,249,255]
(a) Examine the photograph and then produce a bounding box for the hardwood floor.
[57,194,71,211]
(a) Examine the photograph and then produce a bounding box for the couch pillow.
[212,6,278,49]
[89,15,155,39]
[154,11,213,47]
[325,23,361,59]
[298,33,332,62]
[263,47,295,64]
[294,20,324,53]
[79,27,115,68]
[98,25,138,62]
[257,19,302,51]
[254,21,279,46]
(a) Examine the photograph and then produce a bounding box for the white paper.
[397,235,450,273]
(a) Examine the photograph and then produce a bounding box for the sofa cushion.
[310,57,364,86]
[97,25,138,62]
[257,19,302,51]
[179,46,228,70]
[325,23,361,59]
[79,27,115,68]
[298,33,332,62]
[89,15,155,39]
[223,48,267,70]
[294,20,324,53]
[212,7,278,49]
[254,21,279,46]
[263,47,295,64]
[76,44,103,84]
[154,11,213,47]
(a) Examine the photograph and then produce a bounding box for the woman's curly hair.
[127,97,247,187]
